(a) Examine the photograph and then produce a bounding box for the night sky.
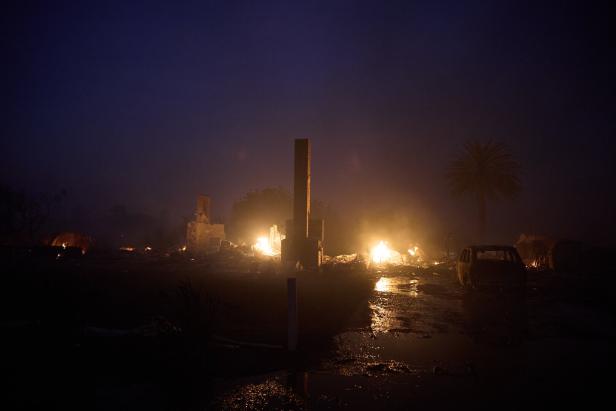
[2,1,615,245]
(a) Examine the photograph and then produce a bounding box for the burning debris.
[370,241,403,265]
[253,237,276,256]
[322,253,368,271]
[49,231,91,254]
[252,224,284,257]
[406,244,432,266]
[515,233,553,270]
[366,241,440,269]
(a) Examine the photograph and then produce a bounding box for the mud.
[215,267,615,409]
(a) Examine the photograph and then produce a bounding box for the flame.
[252,225,283,257]
[371,241,394,264]
[408,246,418,256]
[254,236,278,256]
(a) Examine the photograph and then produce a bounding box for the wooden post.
[287,277,298,351]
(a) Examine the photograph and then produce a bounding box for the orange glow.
[253,236,278,256]
[370,241,399,264]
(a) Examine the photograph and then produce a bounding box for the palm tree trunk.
[477,193,486,242]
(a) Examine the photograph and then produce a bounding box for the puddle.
[370,274,463,335]
[374,276,419,296]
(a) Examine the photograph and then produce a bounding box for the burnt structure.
[282,139,324,268]
[186,195,225,254]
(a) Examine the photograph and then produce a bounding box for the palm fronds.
[447,140,521,200]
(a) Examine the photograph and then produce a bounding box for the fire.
[405,245,427,266]
[371,241,395,264]
[254,236,278,256]
[252,225,284,257]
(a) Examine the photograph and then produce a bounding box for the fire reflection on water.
[371,276,420,333]
[374,277,390,292]
[374,276,419,297]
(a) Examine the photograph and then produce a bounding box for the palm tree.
[446,140,521,239]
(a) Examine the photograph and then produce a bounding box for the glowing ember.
[253,236,277,256]
[179,245,187,252]
[119,246,135,252]
[408,246,418,256]
[145,246,152,251]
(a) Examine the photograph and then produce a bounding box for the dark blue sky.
[2,0,615,244]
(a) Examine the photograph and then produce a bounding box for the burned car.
[457,245,526,290]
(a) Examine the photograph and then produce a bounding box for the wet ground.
[214,267,614,409]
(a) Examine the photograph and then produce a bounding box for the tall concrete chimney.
[282,138,322,269]
[195,195,211,224]
[293,139,311,241]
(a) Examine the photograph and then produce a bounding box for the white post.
[287,277,298,351]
